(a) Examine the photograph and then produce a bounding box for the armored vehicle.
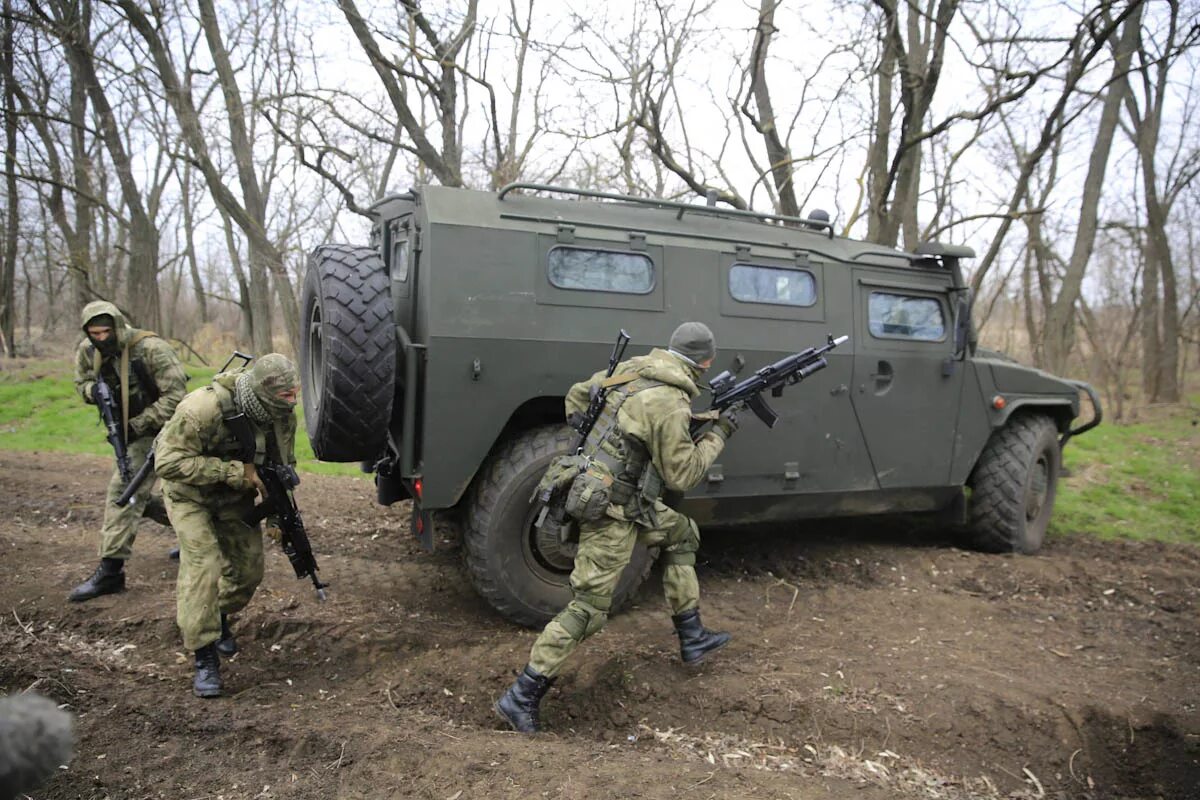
[300,183,1101,627]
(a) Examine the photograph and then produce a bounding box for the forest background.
[1,0,1198,422]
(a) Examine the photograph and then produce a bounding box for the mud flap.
[411,498,434,551]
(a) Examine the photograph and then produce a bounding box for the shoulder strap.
[213,381,257,462]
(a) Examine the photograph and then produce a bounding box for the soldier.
[495,322,740,733]
[155,354,299,698]
[69,301,187,602]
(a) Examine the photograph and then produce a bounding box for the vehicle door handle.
[870,360,893,395]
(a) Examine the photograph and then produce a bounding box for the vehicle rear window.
[729,264,816,307]
[392,239,410,282]
[868,292,946,340]
[547,247,654,294]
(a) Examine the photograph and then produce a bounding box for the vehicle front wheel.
[463,425,654,628]
[965,413,1061,554]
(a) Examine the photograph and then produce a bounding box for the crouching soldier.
[69,301,187,602]
[154,354,299,698]
[495,322,740,733]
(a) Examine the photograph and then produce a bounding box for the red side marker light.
[414,478,423,499]
[992,395,1007,410]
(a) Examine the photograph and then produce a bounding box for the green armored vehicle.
[300,184,1101,627]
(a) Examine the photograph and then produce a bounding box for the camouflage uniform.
[497,322,739,733]
[155,357,297,657]
[70,302,186,589]
[527,347,727,677]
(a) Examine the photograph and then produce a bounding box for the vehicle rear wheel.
[300,244,396,462]
[463,425,655,629]
[965,413,1061,554]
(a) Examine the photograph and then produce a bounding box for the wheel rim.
[307,299,325,399]
[521,500,574,578]
[1026,452,1050,522]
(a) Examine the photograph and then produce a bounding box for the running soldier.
[495,322,740,733]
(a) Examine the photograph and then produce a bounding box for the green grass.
[0,358,364,478]
[1052,402,1200,544]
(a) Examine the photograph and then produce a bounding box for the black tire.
[463,425,655,629]
[966,413,1061,554]
[300,244,396,462]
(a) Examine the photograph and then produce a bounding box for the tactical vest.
[90,330,162,434]
[578,374,666,517]
[212,380,272,466]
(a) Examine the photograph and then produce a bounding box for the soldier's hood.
[624,348,704,398]
[79,300,130,346]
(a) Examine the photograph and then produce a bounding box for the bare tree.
[115,0,300,352]
[1,0,18,355]
[1118,1,1200,402]
[1038,7,1141,376]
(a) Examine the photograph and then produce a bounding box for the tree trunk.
[747,0,800,218]
[0,0,17,355]
[180,163,208,323]
[1041,10,1138,376]
[60,0,160,329]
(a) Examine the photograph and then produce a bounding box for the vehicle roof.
[397,185,947,271]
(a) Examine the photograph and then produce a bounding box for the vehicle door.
[849,269,964,488]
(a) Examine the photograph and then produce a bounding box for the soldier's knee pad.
[557,598,610,642]
[661,516,700,565]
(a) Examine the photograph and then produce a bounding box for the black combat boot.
[494,665,555,733]
[672,608,731,665]
[216,613,238,657]
[68,557,126,602]
[193,643,223,698]
[167,547,180,561]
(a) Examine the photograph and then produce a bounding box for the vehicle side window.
[392,239,410,282]
[868,292,946,341]
[729,263,816,307]
[547,246,654,294]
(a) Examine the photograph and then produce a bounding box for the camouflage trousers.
[528,503,702,678]
[98,435,171,560]
[163,487,263,651]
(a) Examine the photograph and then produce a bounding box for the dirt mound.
[2,451,1197,799]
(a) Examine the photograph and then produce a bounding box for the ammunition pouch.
[530,453,588,506]
[563,465,613,522]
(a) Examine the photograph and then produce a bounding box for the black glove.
[714,404,741,439]
[89,382,101,404]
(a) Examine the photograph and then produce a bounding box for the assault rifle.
[532,329,631,543]
[692,334,849,436]
[94,374,133,485]
[568,329,632,450]
[244,461,328,601]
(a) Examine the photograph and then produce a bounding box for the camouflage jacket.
[565,347,725,495]
[73,300,187,440]
[155,372,297,506]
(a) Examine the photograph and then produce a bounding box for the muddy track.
[2,451,1197,799]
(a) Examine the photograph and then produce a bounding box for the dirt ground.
[2,450,1197,800]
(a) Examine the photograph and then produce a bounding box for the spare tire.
[300,244,395,462]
